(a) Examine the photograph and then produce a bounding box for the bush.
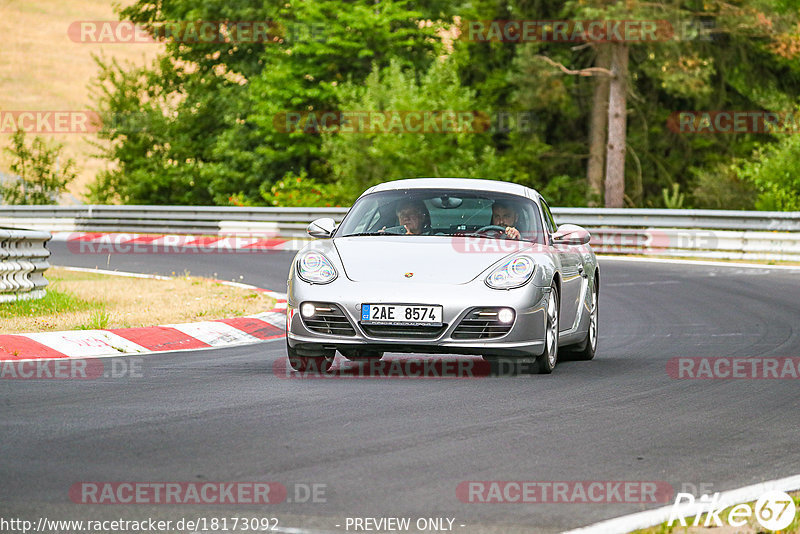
[260,171,353,207]
[691,164,757,210]
[321,58,510,193]
[736,134,800,211]
[1,130,77,204]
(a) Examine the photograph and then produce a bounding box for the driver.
[394,199,431,235]
[491,200,521,240]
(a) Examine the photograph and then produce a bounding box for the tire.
[287,341,335,373]
[340,349,384,362]
[565,280,598,361]
[535,283,559,374]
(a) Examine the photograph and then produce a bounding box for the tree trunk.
[604,43,628,208]
[587,43,611,207]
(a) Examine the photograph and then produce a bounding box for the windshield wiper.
[457,232,503,239]
[342,232,401,237]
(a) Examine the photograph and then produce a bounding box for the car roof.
[364,178,540,200]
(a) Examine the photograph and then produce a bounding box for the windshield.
[336,188,545,243]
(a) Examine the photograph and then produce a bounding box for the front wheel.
[535,284,559,374]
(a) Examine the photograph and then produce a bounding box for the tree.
[1,130,77,205]
[516,0,800,207]
[91,0,446,205]
[89,0,800,210]
[587,43,611,206]
[604,42,628,208]
[321,58,507,193]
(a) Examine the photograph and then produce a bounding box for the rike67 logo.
[668,490,796,531]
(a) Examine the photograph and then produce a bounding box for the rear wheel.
[287,341,335,373]
[535,284,559,374]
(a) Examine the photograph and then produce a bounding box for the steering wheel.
[380,225,408,235]
[474,225,508,238]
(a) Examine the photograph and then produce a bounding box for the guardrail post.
[0,228,52,303]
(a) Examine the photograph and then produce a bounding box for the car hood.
[333,236,534,284]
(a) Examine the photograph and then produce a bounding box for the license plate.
[361,304,443,326]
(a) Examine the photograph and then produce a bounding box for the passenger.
[491,200,521,240]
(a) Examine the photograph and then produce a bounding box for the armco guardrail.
[586,228,800,262]
[1,206,799,262]
[0,228,51,303]
[551,207,800,231]
[0,206,349,236]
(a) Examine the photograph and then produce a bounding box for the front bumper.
[287,277,548,359]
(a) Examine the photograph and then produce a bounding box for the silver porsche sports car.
[285,178,599,374]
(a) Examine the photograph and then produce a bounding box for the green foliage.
[77,309,111,331]
[235,0,443,200]
[321,59,509,194]
[88,0,800,210]
[88,48,247,205]
[260,171,352,207]
[504,0,800,207]
[91,0,445,205]
[0,288,101,318]
[1,130,77,205]
[691,163,757,209]
[661,183,686,209]
[539,175,588,207]
[736,135,800,210]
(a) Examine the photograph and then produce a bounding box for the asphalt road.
[1,244,799,533]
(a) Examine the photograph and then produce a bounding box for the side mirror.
[307,217,336,239]
[552,224,591,246]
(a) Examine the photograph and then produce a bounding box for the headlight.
[485,256,535,289]
[296,251,337,284]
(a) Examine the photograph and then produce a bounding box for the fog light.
[300,302,316,318]
[497,308,514,323]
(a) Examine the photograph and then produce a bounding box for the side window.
[540,199,557,233]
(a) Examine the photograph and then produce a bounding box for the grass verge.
[0,267,276,334]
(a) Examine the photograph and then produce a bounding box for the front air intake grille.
[452,308,514,339]
[361,324,448,339]
[302,303,356,336]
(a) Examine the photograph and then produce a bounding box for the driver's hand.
[505,226,520,240]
